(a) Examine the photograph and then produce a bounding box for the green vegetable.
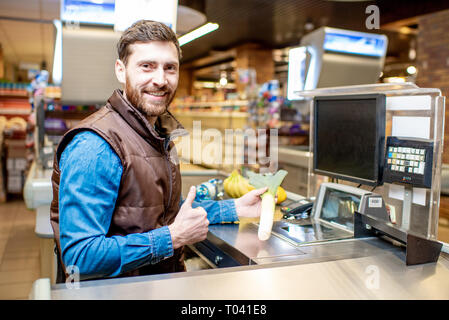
[247,170,288,240]
[247,170,288,196]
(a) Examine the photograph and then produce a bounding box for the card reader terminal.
[281,198,315,219]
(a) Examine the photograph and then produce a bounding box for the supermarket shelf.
[172,111,248,118]
[45,110,96,120]
[0,93,29,99]
[0,108,31,115]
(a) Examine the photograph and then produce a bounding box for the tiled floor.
[0,198,41,300]
[0,197,449,300]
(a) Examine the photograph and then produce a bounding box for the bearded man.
[50,20,266,282]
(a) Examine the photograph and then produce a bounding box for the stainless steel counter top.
[50,244,449,299]
[206,221,392,266]
[48,196,449,300]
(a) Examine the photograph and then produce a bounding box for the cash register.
[273,93,442,265]
[272,93,386,245]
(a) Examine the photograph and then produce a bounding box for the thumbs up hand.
[168,186,209,249]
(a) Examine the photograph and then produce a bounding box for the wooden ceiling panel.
[180,0,449,62]
[179,0,372,62]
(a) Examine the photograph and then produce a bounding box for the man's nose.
[152,67,168,87]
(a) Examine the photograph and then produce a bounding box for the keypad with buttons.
[383,136,434,189]
[386,146,426,175]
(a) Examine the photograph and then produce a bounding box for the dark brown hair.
[117,20,182,65]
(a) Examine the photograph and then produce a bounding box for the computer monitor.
[313,93,386,186]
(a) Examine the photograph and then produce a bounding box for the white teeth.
[148,92,165,96]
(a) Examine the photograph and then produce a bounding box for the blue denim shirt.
[59,131,238,279]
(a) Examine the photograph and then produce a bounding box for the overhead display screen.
[60,0,177,32]
[323,32,387,57]
[61,0,115,25]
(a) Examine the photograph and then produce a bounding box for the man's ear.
[115,59,126,85]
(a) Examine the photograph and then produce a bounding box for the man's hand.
[234,187,268,218]
[168,186,209,249]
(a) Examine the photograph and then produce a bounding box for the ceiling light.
[384,77,406,83]
[194,81,216,89]
[304,22,314,31]
[399,26,412,34]
[52,20,63,85]
[219,77,228,86]
[178,22,219,46]
[407,65,417,75]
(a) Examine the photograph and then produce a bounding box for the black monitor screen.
[313,94,386,186]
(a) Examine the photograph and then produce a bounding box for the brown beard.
[125,75,176,117]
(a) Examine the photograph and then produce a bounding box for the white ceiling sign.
[114,0,178,33]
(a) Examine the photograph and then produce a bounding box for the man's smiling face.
[117,40,179,117]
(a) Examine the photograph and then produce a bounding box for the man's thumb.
[183,186,196,207]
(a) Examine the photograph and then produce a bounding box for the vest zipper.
[163,139,173,225]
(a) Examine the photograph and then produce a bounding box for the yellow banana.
[235,175,247,198]
[223,176,230,195]
[224,169,257,198]
[240,177,253,197]
[236,174,255,198]
[228,174,237,198]
[224,171,238,198]
[223,171,232,197]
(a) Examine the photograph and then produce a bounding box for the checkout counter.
[27,83,449,299]
[45,242,449,300]
[27,167,449,299]
[26,165,449,299]
[31,176,449,299]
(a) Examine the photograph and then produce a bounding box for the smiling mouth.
[144,91,167,97]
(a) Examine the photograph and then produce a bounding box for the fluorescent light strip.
[178,22,219,46]
[52,20,63,85]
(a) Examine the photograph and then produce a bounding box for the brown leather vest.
[50,89,188,281]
